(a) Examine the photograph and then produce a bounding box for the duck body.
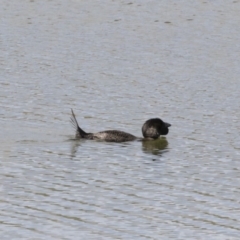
[70,109,170,142]
[85,130,137,142]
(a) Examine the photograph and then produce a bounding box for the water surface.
[1,0,240,239]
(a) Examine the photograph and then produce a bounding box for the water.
[1,0,240,239]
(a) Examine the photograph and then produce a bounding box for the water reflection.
[141,138,168,156]
[70,137,169,158]
[70,139,83,157]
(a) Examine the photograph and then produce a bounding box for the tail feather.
[70,109,87,138]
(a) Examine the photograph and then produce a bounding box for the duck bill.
[164,122,171,127]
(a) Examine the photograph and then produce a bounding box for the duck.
[70,109,171,142]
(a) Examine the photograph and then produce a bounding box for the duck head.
[142,118,171,139]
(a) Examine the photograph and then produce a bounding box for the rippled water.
[1,0,240,239]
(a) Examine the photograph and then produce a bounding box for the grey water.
[1,0,240,239]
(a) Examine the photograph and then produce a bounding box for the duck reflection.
[70,139,82,158]
[141,137,169,156]
[70,137,169,158]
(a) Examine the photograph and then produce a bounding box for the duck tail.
[70,109,87,138]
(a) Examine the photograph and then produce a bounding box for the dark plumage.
[142,118,171,139]
[70,109,171,142]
